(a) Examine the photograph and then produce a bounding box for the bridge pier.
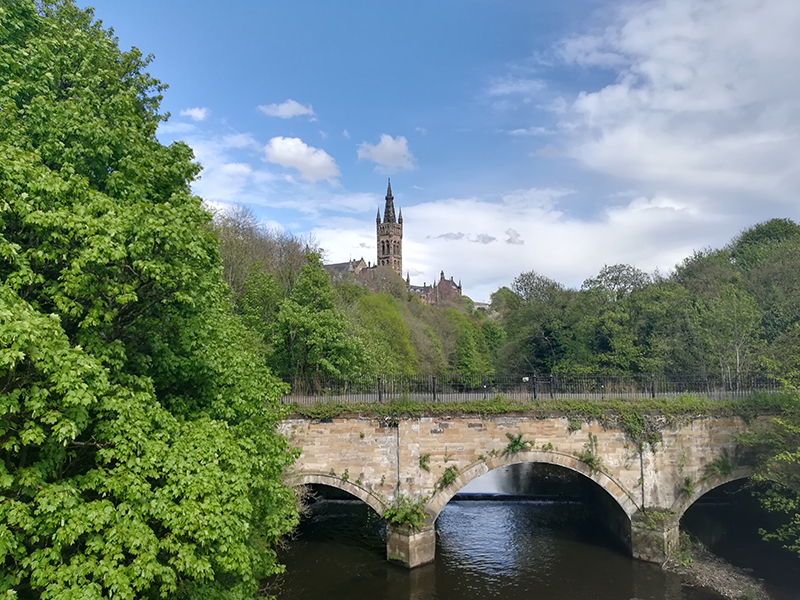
[387,525,436,568]
[631,510,679,563]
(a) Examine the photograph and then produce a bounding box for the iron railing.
[281,372,783,405]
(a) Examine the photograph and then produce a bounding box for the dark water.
[269,466,799,600]
[681,482,800,600]
[271,502,716,600]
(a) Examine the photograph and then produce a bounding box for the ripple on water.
[271,499,727,600]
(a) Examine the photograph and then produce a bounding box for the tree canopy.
[0,2,297,598]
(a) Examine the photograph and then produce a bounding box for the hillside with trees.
[214,209,800,386]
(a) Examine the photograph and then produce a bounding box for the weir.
[280,413,756,567]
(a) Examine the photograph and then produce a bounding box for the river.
[268,464,799,600]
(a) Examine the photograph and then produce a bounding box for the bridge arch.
[668,466,753,520]
[425,450,639,522]
[295,473,388,516]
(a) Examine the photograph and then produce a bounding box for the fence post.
[432,375,437,403]
[549,374,554,399]
[483,377,488,400]
[530,374,537,401]
[650,373,655,399]
[377,375,383,404]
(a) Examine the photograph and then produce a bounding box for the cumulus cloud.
[179,107,210,121]
[357,134,416,172]
[557,0,800,208]
[264,137,340,182]
[258,99,315,119]
[181,133,281,205]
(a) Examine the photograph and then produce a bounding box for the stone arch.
[669,466,752,520]
[425,450,639,522]
[295,473,388,516]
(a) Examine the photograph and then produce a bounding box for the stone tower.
[376,179,403,275]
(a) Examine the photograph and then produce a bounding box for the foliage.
[419,453,432,472]
[575,433,602,474]
[286,393,795,442]
[678,531,694,566]
[382,495,428,532]
[683,476,696,497]
[503,432,533,454]
[437,466,459,489]
[637,509,673,531]
[210,205,314,302]
[272,254,366,378]
[567,417,582,433]
[741,410,800,555]
[0,3,298,598]
[705,449,735,477]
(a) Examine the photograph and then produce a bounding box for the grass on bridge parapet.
[281,392,798,449]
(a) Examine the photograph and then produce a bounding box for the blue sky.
[86,0,800,302]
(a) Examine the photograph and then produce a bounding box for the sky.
[85,0,800,302]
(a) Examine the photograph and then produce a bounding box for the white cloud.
[558,0,800,209]
[179,107,210,121]
[157,122,199,136]
[221,133,260,149]
[391,188,717,301]
[507,127,552,136]
[258,99,315,119]
[357,134,416,172]
[343,129,351,139]
[487,76,546,96]
[264,137,340,182]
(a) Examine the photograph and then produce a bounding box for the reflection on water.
[271,498,723,600]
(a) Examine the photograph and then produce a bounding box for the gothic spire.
[376,207,381,223]
[383,178,396,223]
[398,208,403,224]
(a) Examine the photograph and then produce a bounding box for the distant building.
[376,180,403,275]
[323,257,367,282]
[408,270,463,306]
[324,180,463,306]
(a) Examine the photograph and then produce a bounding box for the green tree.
[743,413,800,555]
[356,294,416,374]
[0,3,297,598]
[696,283,761,378]
[272,255,365,378]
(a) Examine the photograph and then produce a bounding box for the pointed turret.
[398,208,403,224]
[376,208,381,223]
[383,178,397,223]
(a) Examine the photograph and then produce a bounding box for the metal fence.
[281,372,783,405]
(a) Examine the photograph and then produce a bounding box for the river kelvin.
[269,464,799,600]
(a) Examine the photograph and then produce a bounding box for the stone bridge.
[279,413,754,568]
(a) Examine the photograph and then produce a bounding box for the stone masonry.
[279,414,754,568]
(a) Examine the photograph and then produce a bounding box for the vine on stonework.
[286,392,794,451]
